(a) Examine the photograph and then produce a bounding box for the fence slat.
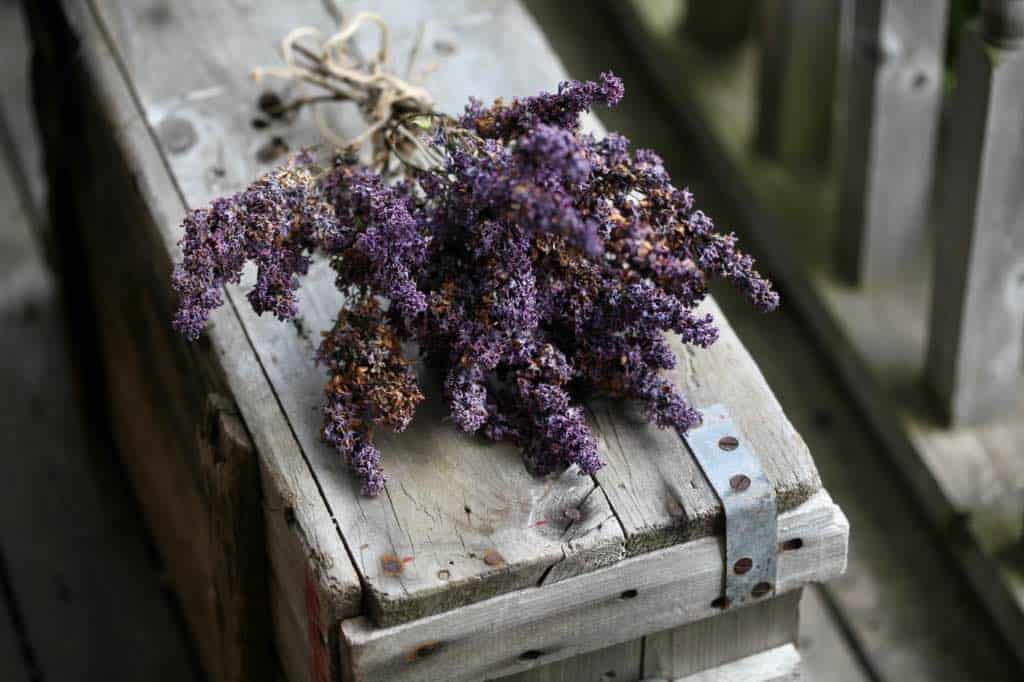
[755,0,840,170]
[683,0,755,55]
[926,7,1024,426]
[834,0,948,285]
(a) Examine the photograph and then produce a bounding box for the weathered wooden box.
[33,1,847,680]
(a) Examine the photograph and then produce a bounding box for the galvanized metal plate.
[682,403,777,607]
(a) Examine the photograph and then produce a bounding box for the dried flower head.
[173,71,777,495]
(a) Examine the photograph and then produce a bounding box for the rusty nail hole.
[518,650,544,661]
[380,553,403,576]
[780,538,804,551]
[408,641,443,661]
[733,557,754,575]
[483,549,505,567]
[620,589,639,600]
[718,435,739,451]
[433,39,456,55]
[710,596,732,609]
[564,507,582,522]
[437,569,451,580]
[251,117,269,129]
[464,505,472,514]
[751,582,772,598]
[729,474,751,492]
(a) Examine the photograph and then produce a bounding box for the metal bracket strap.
[682,403,778,607]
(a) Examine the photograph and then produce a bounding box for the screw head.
[734,557,754,575]
[751,582,772,598]
[718,435,739,451]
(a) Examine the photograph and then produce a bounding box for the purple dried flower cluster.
[172,73,777,495]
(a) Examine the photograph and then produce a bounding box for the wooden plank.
[642,590,800,679]
[340,492,846,682]
[88,0,823,629]
[755,0,840,170]
[592,304,823,555]
[797,587,872,682]
[44,3,364,679]
[601,1,1024,664]
[835,0,948,285]
[671,643,802,682]
[0,0,45,227]
[0,116,199,680]
[926,16,1024,425]
[682,0,755,55]
[494,639,642,682]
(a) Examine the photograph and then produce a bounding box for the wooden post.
[926,1,1024,426]
[755,0,840,170]
[834,0,948,285]
[683,0,755,55]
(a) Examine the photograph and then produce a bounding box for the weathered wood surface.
[495,639,642,682]
[835,0,948,286]
[642,590,799,680]
[798,587,872,682]
[603,0,1024,667]
[755,0,840,170]
[0,97,200,680]
[0,0,44,228]
[671,643,802,682]
[497,592,799,682]
[926,16,1024,426]
[72,0,824,634]
[340,492,845,682]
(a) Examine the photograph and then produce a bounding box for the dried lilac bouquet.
[172,13,777,495]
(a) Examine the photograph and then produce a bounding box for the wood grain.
[340,492,846,682]
[493,639,642,682]
[835,0,948,285]
[926,19,1024,425]
[642,590,799,680]
[671,643,802,682]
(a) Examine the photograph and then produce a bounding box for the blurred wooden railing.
[606,0,1024,664]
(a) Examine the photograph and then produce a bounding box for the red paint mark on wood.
[304,567,329,682]
[402,555,415,564]
[530,519,547,527]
